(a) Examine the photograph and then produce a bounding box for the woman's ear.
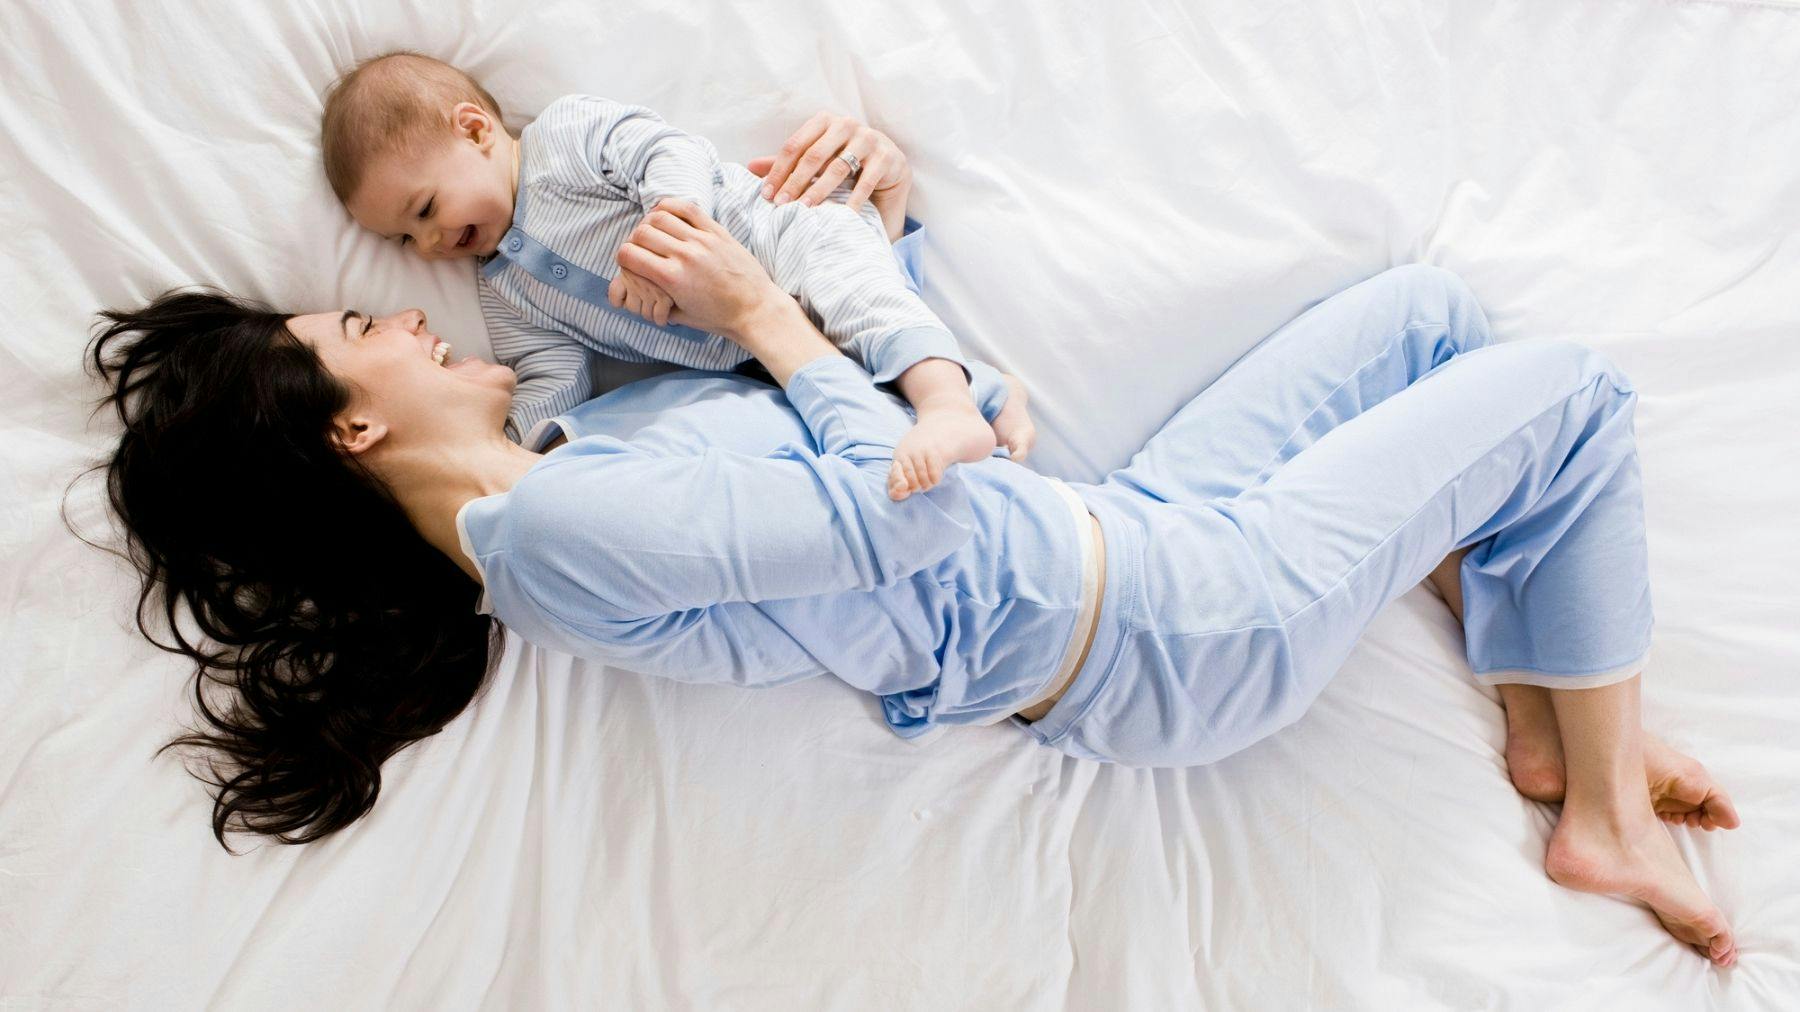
[453,102,495,151]
[331,414,389,457]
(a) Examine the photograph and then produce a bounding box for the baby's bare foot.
[1644,732,1740,831]
[888,402,997,501]
[1545,798,1737,966]
[990,374,1038,461]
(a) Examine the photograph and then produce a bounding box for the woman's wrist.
[729,294,840,387]
[872,177,911,243]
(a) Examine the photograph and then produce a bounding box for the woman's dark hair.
[78,289,500,850]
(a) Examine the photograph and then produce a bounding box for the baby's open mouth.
[455,225,476,249]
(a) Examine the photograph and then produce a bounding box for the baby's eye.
[420,198,434,219]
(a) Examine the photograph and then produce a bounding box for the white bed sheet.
[3,0,1798,1007]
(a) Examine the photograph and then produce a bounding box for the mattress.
[2,0,1797,1007]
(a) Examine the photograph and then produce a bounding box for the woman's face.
[288,308,516,456]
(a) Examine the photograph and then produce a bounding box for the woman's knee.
[1369,263,1492,354]
[1491,340,1638,413]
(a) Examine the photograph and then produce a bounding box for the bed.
[3,0,1797,1007]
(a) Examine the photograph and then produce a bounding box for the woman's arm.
[614,199,843,386]
[501,384,969,625]
[746,112,914,242]
[496,201,975,625]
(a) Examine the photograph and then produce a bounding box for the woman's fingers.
[628,217,687,259]
[651,199,727,239]
[797,154,853,206]
[773,119,853,206]
[760,111,831,200]
[845,148,885,210]
[641,206,706,242]
[616,242,675,289]
[797,127,873,205]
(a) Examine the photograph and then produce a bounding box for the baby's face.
[346,127,514,261]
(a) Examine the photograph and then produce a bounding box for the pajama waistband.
[972,477,1101,726]
[1019,486,1139,747]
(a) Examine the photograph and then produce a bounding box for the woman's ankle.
[1561,778,1657,829]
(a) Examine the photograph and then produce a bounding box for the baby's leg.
[889,359,996,501]
[751,197,1005,499]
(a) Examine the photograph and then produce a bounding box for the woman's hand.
[616,200,838,385]
[748,112,913,240]
[615,201,778,339]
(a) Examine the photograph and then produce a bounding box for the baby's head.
[322,52,515,260]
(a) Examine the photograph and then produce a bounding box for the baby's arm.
[575,96,720,217]
[481,282,603,449]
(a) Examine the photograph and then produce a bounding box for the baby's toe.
[888,461,912,501]
[923,455,945,488]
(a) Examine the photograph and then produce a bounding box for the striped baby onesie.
[478,95,983,444]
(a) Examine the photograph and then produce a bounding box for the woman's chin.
[443,355,512,385]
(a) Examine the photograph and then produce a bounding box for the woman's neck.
[377,432,544,584]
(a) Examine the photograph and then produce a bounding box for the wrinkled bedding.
[3,0,1798,1007]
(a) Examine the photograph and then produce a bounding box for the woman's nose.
[375,309,427,332]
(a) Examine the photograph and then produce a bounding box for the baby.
[320,52,1034,499]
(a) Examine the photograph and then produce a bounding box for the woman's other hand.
[748,112,913,240]
[617,200,837,385]
[616,200,788,342]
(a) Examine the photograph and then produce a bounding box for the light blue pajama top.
[455,355,1085,736]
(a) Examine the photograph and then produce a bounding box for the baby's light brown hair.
[321,51,505,203]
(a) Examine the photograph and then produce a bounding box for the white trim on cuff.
[1473,650,1649,690]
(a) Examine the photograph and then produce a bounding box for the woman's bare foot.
[1499,684,1568,802]
[990,374,1038,461]
[889,400,996,501]
[1644,732,1741,831]
[1545,795,1738,966]
[1499,707,1740,832]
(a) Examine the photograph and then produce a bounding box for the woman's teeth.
[432,341,451,365]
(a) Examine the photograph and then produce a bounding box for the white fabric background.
[3,0,1797,1007]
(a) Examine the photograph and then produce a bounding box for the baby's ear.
[452,102,495,148]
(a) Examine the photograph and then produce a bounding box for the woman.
[89,126,1739,965]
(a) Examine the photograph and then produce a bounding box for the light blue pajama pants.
[1030,264,1652,766]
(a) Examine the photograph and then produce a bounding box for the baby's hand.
[608,269,677,327]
